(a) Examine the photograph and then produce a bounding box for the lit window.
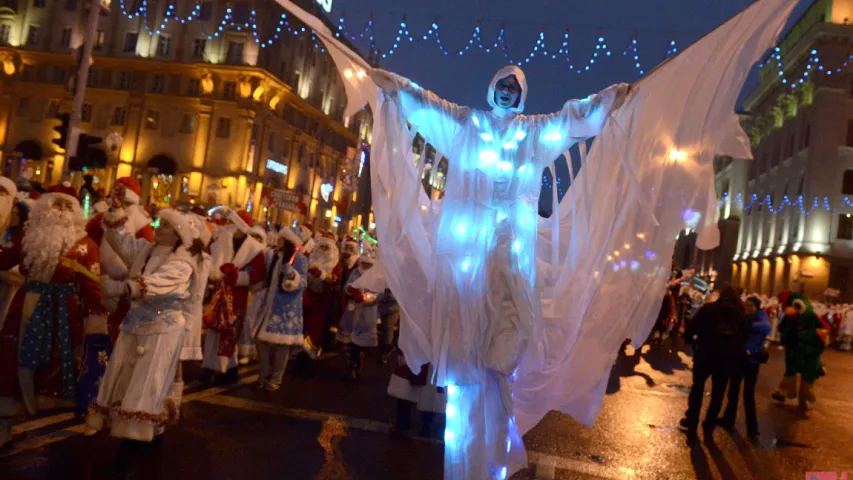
[145,110,160,130]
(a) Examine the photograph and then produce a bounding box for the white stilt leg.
[444,372,517,480]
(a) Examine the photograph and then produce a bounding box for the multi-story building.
[0,0,372,231]
[729,0,853,300]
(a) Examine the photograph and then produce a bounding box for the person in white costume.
[370,64,630,478]
[254,226,308,390]
[274,0,799,477]
[337,244,380,379]
[87,208,206,442]
[238,225,271,364]
[168,213,213,408]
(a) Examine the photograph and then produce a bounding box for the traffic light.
[78,133,103,154]
[70,133,105,171]
[52,113,70,150]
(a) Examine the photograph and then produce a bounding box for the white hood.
[486,65,528,114]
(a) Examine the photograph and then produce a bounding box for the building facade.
[730,0,853,301]
[0,0,372,231]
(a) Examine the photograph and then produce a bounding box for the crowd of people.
[0,175,441,461]
[674,283,831,446]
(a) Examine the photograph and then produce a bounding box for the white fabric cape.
[274,0,796,441]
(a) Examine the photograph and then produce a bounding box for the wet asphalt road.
[1,339,852,480]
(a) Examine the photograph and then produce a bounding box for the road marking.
[0,371,260,459]
[197,395,635,479]
[11,412,76,436]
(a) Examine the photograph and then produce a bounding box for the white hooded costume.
[274,0,799,477]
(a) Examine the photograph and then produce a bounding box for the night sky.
[330,0,813,114]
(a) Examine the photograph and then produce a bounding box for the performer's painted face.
[494,75,521,109]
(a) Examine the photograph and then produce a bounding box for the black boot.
[391,400,414,439]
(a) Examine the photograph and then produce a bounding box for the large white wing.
[516,0,797,434]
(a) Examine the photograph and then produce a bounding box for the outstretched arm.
[531,83,631,168]
[371,69,469,156]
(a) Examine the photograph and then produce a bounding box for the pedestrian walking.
[680,286,749,445]
[718,296,771,441]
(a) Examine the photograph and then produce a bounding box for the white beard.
[22,205,86,283]
[308,247,338,275]
[0,194,13,238]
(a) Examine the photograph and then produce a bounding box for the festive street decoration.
[721,193,853,216]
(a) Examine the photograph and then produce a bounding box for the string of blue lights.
[113,3,851,83]
[721,193,853,216]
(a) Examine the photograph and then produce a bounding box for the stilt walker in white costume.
[275,0,801,477]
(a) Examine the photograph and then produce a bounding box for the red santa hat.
[227,209,254,233]
[42,181,83,217]
[157,208,194,247]
[0,176,17,197]
[113,176,142,204]
[343,236,359,248]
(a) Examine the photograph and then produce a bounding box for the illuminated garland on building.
[110,4,852,82]
[721,193,853,217]
[334,15,674,73]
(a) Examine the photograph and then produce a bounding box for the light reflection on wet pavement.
[1,340,852,479]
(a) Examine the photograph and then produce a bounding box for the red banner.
[260,187,307,214]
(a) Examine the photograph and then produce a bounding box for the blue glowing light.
[444,429,455,444]
[460,258,470,273]
[681,208,701,227]
[543,130,563,143]
[513,130,527,141]
[472,116,480,127]
[479,149,498,166]
[506,438,511,453]
[630,260,640,271]
[480,133,494,142]
[502,141,517,150]
[498,161,513,173]
[455,222,468,237]
[512,240,522,253]
[446,404,457,418]
[496,210,507,222]
[499,466,507,479]
[645,250,656,260]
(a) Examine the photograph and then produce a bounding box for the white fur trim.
[0,177,17,197]
[278,227,303,247]
[227,210,251,234]
[158,208,193,246]
[255,331,303,346]
[124,187,140,204]
[281,270,302,292]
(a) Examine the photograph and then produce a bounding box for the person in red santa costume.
[298,230,342,376]
[202,210,267,384]
[324,236,360,350]
[86,177,154,341]
[0,182,106,448]
[300,222,316,256]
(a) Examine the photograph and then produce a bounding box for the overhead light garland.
[111,4,851,83]
[334,14,673,74]
[721,193,853,217]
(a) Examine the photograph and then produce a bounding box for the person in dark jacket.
[680,286,749,445]
[718,296,771,440]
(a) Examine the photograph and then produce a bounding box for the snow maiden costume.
[278,0,801,477]
[337,244,380,378]
[87,209,204,441]
[253,226,308,390]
